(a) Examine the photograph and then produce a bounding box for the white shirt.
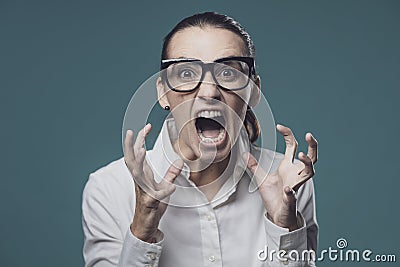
[82,119,318,267]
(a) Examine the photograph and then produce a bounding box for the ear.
[248,75,261,107]
[156,76,170,109]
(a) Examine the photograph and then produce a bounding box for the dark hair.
[161,11,260,143]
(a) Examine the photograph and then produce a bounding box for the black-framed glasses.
[160,56,256,92]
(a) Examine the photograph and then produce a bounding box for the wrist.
[286,216,302,231]
[266,212,301,232]
[130,223,163,243]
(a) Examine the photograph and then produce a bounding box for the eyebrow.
[161,57,199,63]
[162,55,245,63]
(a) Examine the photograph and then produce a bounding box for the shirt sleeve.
[118,229,163,267]
[82,172,164,267]
[263,178,318,267]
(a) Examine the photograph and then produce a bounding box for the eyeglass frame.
[160,56,257,92]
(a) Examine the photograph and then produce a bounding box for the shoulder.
[89,157,130,181]
[82,157,133,204]
[82,158,136,241]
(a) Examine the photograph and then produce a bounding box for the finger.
[133,123,153,178]
[283,186,297,204]
[134,149,146,172]
[293,152,315,191]
[306,132,318,164]
[123,130,135,169]
[276,124,298,163]
[297,152,314,177]
[157,159,184,197]
[163,159,184,184]
[242,152,267,186]
[133,123,152,157]
[133,160,156,197]
[139,158,156,189]
[143,159,154,182]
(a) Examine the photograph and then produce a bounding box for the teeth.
[197,110,222,118]
[198,128,225,143]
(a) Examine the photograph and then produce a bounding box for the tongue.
[202,129,220,138]
[196,118,222,138]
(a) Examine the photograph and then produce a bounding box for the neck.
[172,138,240,201]
[190,155,232,201]
[189,155,230,186]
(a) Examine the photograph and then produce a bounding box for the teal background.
[1,0,399,266]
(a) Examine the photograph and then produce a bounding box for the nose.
[196,71,222,102]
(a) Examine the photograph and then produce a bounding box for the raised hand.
[124,124,183,243]
[243,124,318,231]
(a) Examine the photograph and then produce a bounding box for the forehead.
[167,26,246,62]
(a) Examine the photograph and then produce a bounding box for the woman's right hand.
[124,123,183,243]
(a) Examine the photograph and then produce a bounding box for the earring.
[164,105,170,110]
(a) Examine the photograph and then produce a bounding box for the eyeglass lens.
[165,60,250,91]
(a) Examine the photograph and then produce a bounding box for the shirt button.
[207,215,213,221]
[209,255,216,262]
[147,252,156,260]
[280,257,289,265]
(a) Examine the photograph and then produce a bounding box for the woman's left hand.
[243,124,318,231]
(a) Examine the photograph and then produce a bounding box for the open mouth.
[195,110,226,144]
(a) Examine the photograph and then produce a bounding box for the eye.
[221,69,235,77]
[216,67,238,80]
[171,63,201,80]
[179,69,195,79]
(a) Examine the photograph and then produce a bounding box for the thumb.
[157,159,184,199]
[283,186,297,204]
[164,159,184,184]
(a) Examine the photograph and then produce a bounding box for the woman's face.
[157,26,260,167]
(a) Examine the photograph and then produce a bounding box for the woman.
[82,12,319,267]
